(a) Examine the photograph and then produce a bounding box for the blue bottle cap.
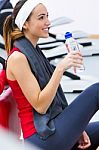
[65,32,72,39]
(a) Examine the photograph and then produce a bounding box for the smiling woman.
[2,0,99,150]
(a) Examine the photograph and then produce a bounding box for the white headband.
[15,0,45,31]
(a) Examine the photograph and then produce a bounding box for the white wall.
[10,0,99,34]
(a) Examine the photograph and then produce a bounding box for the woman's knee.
[91,82,99,88]
[87,82,99,94]
[88,83,99,104]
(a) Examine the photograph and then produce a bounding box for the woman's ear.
[23,21,28,30]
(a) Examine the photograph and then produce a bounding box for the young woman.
[3,0,99,149]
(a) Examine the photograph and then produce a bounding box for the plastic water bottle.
[65,32,85,72]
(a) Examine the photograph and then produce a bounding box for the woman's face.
[23,4,51,42]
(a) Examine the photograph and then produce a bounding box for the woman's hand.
[78,131,91,149]
[58,50,83,72]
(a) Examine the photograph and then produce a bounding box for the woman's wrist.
[56,63,65,76]
[56,61,66,74]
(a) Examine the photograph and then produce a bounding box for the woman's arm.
[7,50,83,114]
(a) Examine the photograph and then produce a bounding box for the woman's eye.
[39,16,44,20]
[38,14,49,20]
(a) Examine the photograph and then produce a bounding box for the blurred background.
[11,0,99,34]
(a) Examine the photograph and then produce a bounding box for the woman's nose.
[46,18,51,26]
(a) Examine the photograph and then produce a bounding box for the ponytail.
[3,15,24,55]
[3,0,28,55]
[3,15,12,54]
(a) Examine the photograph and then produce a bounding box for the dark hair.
[3,0,27,54]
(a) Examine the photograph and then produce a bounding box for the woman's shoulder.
[6,47,29,80]
[8,47,27,63]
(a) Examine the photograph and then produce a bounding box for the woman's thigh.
[52,83,99,149]
[25,83,99,150]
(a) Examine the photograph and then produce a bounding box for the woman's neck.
[24,33,38,48]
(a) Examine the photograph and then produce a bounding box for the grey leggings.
[25,83,99,150]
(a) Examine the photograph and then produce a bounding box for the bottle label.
[65,40,85,73]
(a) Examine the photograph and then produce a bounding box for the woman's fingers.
[78,131,91,149]
[58,50,84,71]
[68,51,84,66]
